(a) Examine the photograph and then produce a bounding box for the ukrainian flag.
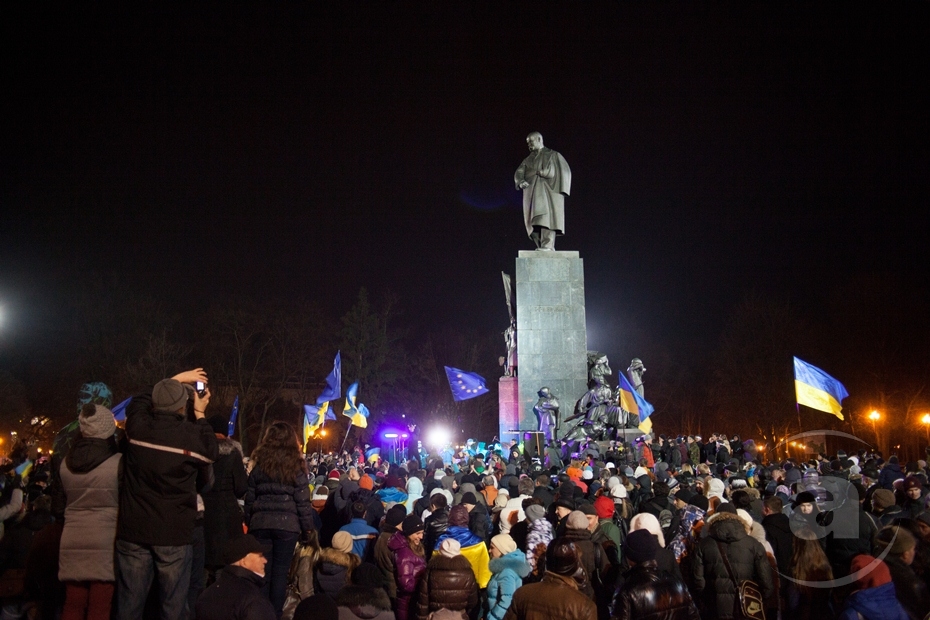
[618,373,655,434]
[342,382,369,429]
[304,401,330,443]
[794,357,849,420]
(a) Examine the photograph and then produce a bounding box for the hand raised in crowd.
[172,368,208,385]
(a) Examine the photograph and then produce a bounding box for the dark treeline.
[1,272,929,459]
[0,285,500,453]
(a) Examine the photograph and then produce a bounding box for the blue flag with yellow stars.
[444,366,489,401]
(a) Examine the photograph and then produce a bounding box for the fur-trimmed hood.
[489,550,531,577]
[318,547,361,572]
[336,584,392,611]
[217,436,243,457]
[706,511,748,543]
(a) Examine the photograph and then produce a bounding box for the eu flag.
[316,351,342,405]
[618,373,655,434]
[227,396,239,437]
[444,367,489,401]
[794,357,849,420]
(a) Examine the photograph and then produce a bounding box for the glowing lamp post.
[921,414,930,445]
[868,410,881,453]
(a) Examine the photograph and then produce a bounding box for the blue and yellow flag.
[443,366,489,401]
[618,372,656,434]
[342,382,369,428]
[794,356,849,420]
[304,401,332,444]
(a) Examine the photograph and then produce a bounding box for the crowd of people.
[0,371,929,620]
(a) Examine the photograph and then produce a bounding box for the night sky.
[3,4,929,424]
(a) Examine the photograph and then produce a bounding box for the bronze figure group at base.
[534,356,647,443]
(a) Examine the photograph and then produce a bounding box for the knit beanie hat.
[873,526,916,557]
[689,495,709,512]
[871,489,896,510]
[461,492,478,505]
[850,555,892,590]
[332,531,354,554]
[594,495,614,519]
[312,487,329,501]
[525,504,546,523]
[903,475,922,492]
[624,529,659,564]
[566,510,588,530]
[715,502,738,515]
[439,538,461,558]
[328,470,342,480]
[630,512,666,548]
[491,534,517,555]
[610,484,628,499]
[386,504,407,528]
[152,378,191,412]
[359,475,374,491]
[402,515,425,537]
[449,504,470,527]
[79,403,115,439]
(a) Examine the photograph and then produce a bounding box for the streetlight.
[921,414,930,445]
[869,410,881,454]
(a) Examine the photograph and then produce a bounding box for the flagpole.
[341,423,352,454]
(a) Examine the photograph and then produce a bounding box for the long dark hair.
[251,421,306,485]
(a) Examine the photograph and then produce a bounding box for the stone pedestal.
[515,250,588,441]
[498,376,520,444]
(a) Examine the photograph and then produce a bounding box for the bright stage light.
[384,433,398,438]
[426,427,452,449]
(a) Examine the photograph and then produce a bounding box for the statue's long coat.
[515,147,571,237]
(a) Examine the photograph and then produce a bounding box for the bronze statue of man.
[514,132,571,251]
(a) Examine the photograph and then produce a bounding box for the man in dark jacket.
[610,530,700,620]
[424,493,450,561]
[116,371,219,620]
[196,534,275,620]
[760,496,792,577]
[878,455,905,490]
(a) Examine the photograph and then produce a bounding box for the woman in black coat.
[202,416,248,578]
[692,512,775,619]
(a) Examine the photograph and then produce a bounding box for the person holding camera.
[115,369,219,620]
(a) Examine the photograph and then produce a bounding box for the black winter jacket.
[244,465,318,534]
[202,437,248,567]
[424,506,449,561]
[118,392,219,546]
[761,512,793,577]
[610,560,701,620]
[693,512,775,619]
[195,564,276,620]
